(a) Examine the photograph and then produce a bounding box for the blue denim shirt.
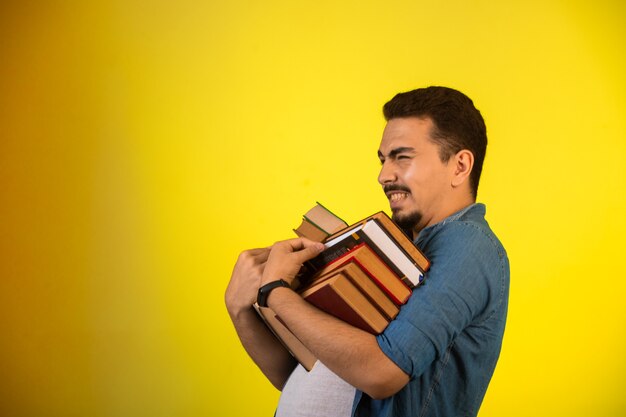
[354,203,510,417]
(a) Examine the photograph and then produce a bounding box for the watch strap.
[257,279,290,307]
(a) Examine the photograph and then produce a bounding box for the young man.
[225,86,510,417]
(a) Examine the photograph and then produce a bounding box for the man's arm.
[224,248,297,390]
[261,239,410,399]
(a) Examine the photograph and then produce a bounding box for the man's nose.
[378,161,397,185]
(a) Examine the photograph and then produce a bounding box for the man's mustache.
[383,184,411,194]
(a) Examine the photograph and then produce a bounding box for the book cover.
[360,218,424,287]
[302,202,348,234]
[253,303,317,372]
[300,259,400,320]
[300,271,389,334]
[293,217,329,242]
[309,243,411,305]
[316,217,425,288]
[325,211,430,273]
[327,260,400,320]
[300,219,422,289]
[365,212,430,272]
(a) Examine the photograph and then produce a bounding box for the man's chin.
[391,210,422,234]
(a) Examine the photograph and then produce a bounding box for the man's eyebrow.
[378,147,415,159]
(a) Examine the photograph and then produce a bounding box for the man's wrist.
[257,279,291,307]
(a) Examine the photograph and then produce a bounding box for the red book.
[306,260,400,320]
[300,271,389,334]
[311,243,411,305]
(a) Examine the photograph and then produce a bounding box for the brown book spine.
[340,262,400,321]
[306,243,412,305]
[302,273,389,334]
[350,255,411,305]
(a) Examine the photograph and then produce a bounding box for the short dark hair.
[383,86,487,198]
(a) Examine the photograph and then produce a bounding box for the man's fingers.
[267,237,325,266]
[289,240,325,264]
[282,237,326,252]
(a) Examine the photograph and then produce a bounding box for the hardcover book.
[306,243,411,306]
[253,303,317,371]
[294,202,348,240]
[300,271,389,334]
[301,259,400,321]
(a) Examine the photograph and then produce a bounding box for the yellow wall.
[1,1,624,416]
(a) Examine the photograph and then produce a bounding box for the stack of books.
[254,202,430,371]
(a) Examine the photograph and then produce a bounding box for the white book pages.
[362,220,423,287]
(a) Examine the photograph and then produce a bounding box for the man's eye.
[397,155,411,160]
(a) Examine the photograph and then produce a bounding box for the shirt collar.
[415,203,486,243]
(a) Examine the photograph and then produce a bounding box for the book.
[253,302,317,371]
[360,219,425,287]
[300,271,389,334]
[301,202,348,235]
[325,211,430,274]
[309,243,411,305]
[303,217,425,289]
[361,212,430,272]
[304,259,400,320]
[293,217,329,242]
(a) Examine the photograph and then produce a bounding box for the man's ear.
[451,149,474,188]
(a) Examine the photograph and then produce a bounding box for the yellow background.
[1,1,624,416]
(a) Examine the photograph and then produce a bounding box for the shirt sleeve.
[376,221,503,379]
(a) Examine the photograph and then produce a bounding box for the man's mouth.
[384,186,411,209]
[384,185,411,204]
[388,192,409,203]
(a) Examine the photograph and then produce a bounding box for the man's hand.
[225,247,271,316]
[261,238,325,287]
[224,245,300,388]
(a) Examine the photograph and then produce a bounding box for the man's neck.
[412,197,476,239]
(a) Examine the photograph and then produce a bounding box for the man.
[225,86,510,417]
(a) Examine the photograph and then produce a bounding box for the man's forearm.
[266,287,409,399]
[227,305,297,390]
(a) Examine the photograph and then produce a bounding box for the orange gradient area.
[0,1,624,416]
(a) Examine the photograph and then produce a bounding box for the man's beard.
[384,184,421,235]
[391,209,422,237]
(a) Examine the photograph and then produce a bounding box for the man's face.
[377,117,454,234]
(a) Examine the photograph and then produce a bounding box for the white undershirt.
[275,361,356,417]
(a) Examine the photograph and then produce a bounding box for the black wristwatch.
[257,279,291,307]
